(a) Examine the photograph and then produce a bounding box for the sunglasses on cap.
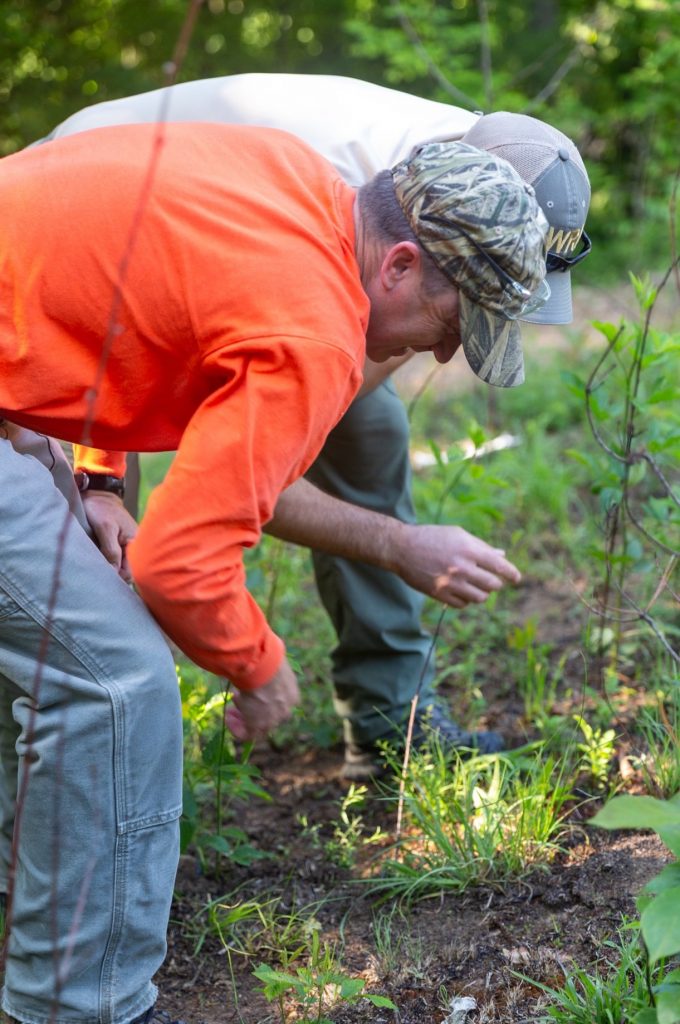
[546,230,591,273]
[419,212,551,320]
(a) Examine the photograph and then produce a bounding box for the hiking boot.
[343,703,504,781]
[131,1007,190,1024]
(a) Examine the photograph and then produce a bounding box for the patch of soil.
[154,565,674,1023]
[155,742,669,1023]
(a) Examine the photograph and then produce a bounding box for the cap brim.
[459,292,525,388]
[521,269,573,325]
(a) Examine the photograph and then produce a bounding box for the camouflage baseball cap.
[391,141,549,387]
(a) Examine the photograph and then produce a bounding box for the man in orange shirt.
[41,75,592,780]
[0,125,547,1022]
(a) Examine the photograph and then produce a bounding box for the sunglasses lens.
[497,277,551,321]
[519,277,551,316]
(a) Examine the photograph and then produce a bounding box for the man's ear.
[379,241,421,290]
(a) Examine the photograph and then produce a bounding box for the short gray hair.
[357,171,450,297]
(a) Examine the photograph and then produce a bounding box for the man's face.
[364,270,462,365]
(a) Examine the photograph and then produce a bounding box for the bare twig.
[670,168,680,294]
[162,0,206,87]
[645,556,678,614]
[476,0,493,109]
[396,606,447,840]
[615,585,680,665]
[406,362,441,421]
[637,452,680,512]
[395,6,479,109]
[510,43,564,88]
[524,47,582,110]
[623,492,680,558]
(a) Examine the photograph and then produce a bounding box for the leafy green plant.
[253,931,396,1023]
[324,784,387,868]
[370,742,572,900]
[414,419,510,531]
[179,663,270,872]
[298,785,387,869]
[508,619,560,724]
[574,714,617,791]
[568,271,679,674]
[528,924,663,1023]
[592,793,680,1023]
[190,891,323,963]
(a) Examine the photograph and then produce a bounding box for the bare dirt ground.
[156,755,668,1024]
[154,577,671,1023]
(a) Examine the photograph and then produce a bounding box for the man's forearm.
[265,477,404,570]
[266,478,522,611]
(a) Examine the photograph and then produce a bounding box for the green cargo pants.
[306,379,435,746]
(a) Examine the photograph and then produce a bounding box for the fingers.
[225,705,249,741]
[428,533,522,607]
[485,549,522,585]
[225,660,300,742]
[119,546,133,584]
[81,492,138,580]
[96,524,124,572]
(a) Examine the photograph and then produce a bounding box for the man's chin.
[368,347,407,363]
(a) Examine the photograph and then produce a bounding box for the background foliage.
[1,0,678,276]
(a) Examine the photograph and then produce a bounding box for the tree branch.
[395,7,479,109]
[524,46,582,111]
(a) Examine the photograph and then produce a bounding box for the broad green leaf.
[591,795,680,832]
[627,462,647,486]
[179,818,195,854]
[633,1010,659,1024]
[365,994,398,1008]
[428,438,445,467]
[644,863,680,894]
[656,984,680,1024]
[657,826,680,858]
[643,387,680,404]
[253,963,300,989]
[339,977,365,998]
[202,833,233,855]
[641,888,680,962]
[182,785,198,820]
[593,319,624,343]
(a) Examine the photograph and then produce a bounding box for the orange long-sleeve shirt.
[0,123,368,688]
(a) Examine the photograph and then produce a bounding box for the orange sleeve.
[128,335,362,690]
[72,445,127,477]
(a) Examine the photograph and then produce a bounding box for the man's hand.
[268,478,520,609]
[392,523,521,608]
[81,492,138,582]
[225,658,300,741]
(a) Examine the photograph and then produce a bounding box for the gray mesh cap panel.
[462,112,590,324]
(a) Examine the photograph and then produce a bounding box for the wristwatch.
[75,472,126,499]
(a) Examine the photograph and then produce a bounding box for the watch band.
[75,472,126,499]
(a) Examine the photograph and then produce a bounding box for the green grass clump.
[528,926,657,1023]
[370,744,573,901]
